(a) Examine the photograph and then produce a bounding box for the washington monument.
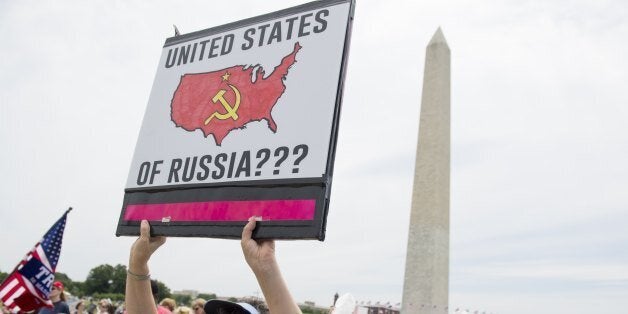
[401,28,450,314]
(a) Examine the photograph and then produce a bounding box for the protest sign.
[116,0,354,239]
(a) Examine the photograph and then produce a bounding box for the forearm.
[125,262,157,314]
[125,220,165,314]
[253,259,302,314]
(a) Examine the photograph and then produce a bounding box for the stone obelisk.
[401,28,450,314]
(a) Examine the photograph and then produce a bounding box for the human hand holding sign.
[125,219,301,314]
[241,217,277,274]
[130,220,167,271]
[126,220,165,314]
[241,217,302,314]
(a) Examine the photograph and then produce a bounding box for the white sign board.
[117,0,354,239]
[126,1,351,188]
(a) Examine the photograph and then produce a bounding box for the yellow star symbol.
[221,71,230,81]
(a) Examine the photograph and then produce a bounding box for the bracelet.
[127,269,151,281]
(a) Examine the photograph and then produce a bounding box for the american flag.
[0,208,70,313]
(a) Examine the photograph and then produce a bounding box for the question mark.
[273,146,289,175]
[255,148,270,176]
[292,144,308,173]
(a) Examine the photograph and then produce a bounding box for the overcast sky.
[1,1,627,313]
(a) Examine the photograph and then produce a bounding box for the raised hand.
[240,217,302,314]
[125,220,165,314]
[129,220,166,273]
[241,217,277,275]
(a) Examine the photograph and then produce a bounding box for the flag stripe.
[0,277,19,297]
[124,199,316,221]
[4,286,25,306]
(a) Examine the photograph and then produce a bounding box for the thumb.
[140,220,151,240]
[242,217,257,242]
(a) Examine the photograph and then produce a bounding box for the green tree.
[172,294,192,306]
[197,293,216,301]
[0,270,8,284]
[84,264,127,295]
[153,279,171,301]
[53,272,85,296]
[110,264,127,294]
[299,305,327,314]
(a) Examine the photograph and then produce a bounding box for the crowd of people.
[1,295,262,314]
[1,217,300,314]
[1,293,268,314]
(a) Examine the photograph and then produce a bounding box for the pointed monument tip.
[428,27,448,47]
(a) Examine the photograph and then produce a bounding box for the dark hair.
[150,280,159,296]
[75,301,83,310]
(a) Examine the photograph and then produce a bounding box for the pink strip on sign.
[123,199,316,222]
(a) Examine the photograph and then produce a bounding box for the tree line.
[0,264,172,302]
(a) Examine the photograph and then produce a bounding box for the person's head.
[175,306,192,314]
[150,280,159,295]
[150,279,163,304]
[75,300,85,311]
[160,298,177,311]
[203,300,259,314]
[98,299,113,314]
[192,298,206,314]
[107,303,117,314]
[50,281,65,302]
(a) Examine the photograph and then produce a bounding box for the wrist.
[127,268,151,281]
[128,267,150,277]
[251,257,280,278]
[128,258,150,275]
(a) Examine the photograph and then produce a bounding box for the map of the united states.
[171,42,302,145]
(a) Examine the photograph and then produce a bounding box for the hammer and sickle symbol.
[204,84,241,125]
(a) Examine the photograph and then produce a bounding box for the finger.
[140,220,150,239]
[148,236,167,255]
[153,236,167,247]
[241,216,257,242]
[260,239,275,251]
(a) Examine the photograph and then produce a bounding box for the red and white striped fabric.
[0,271,50,312]
[0,210,69,313]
